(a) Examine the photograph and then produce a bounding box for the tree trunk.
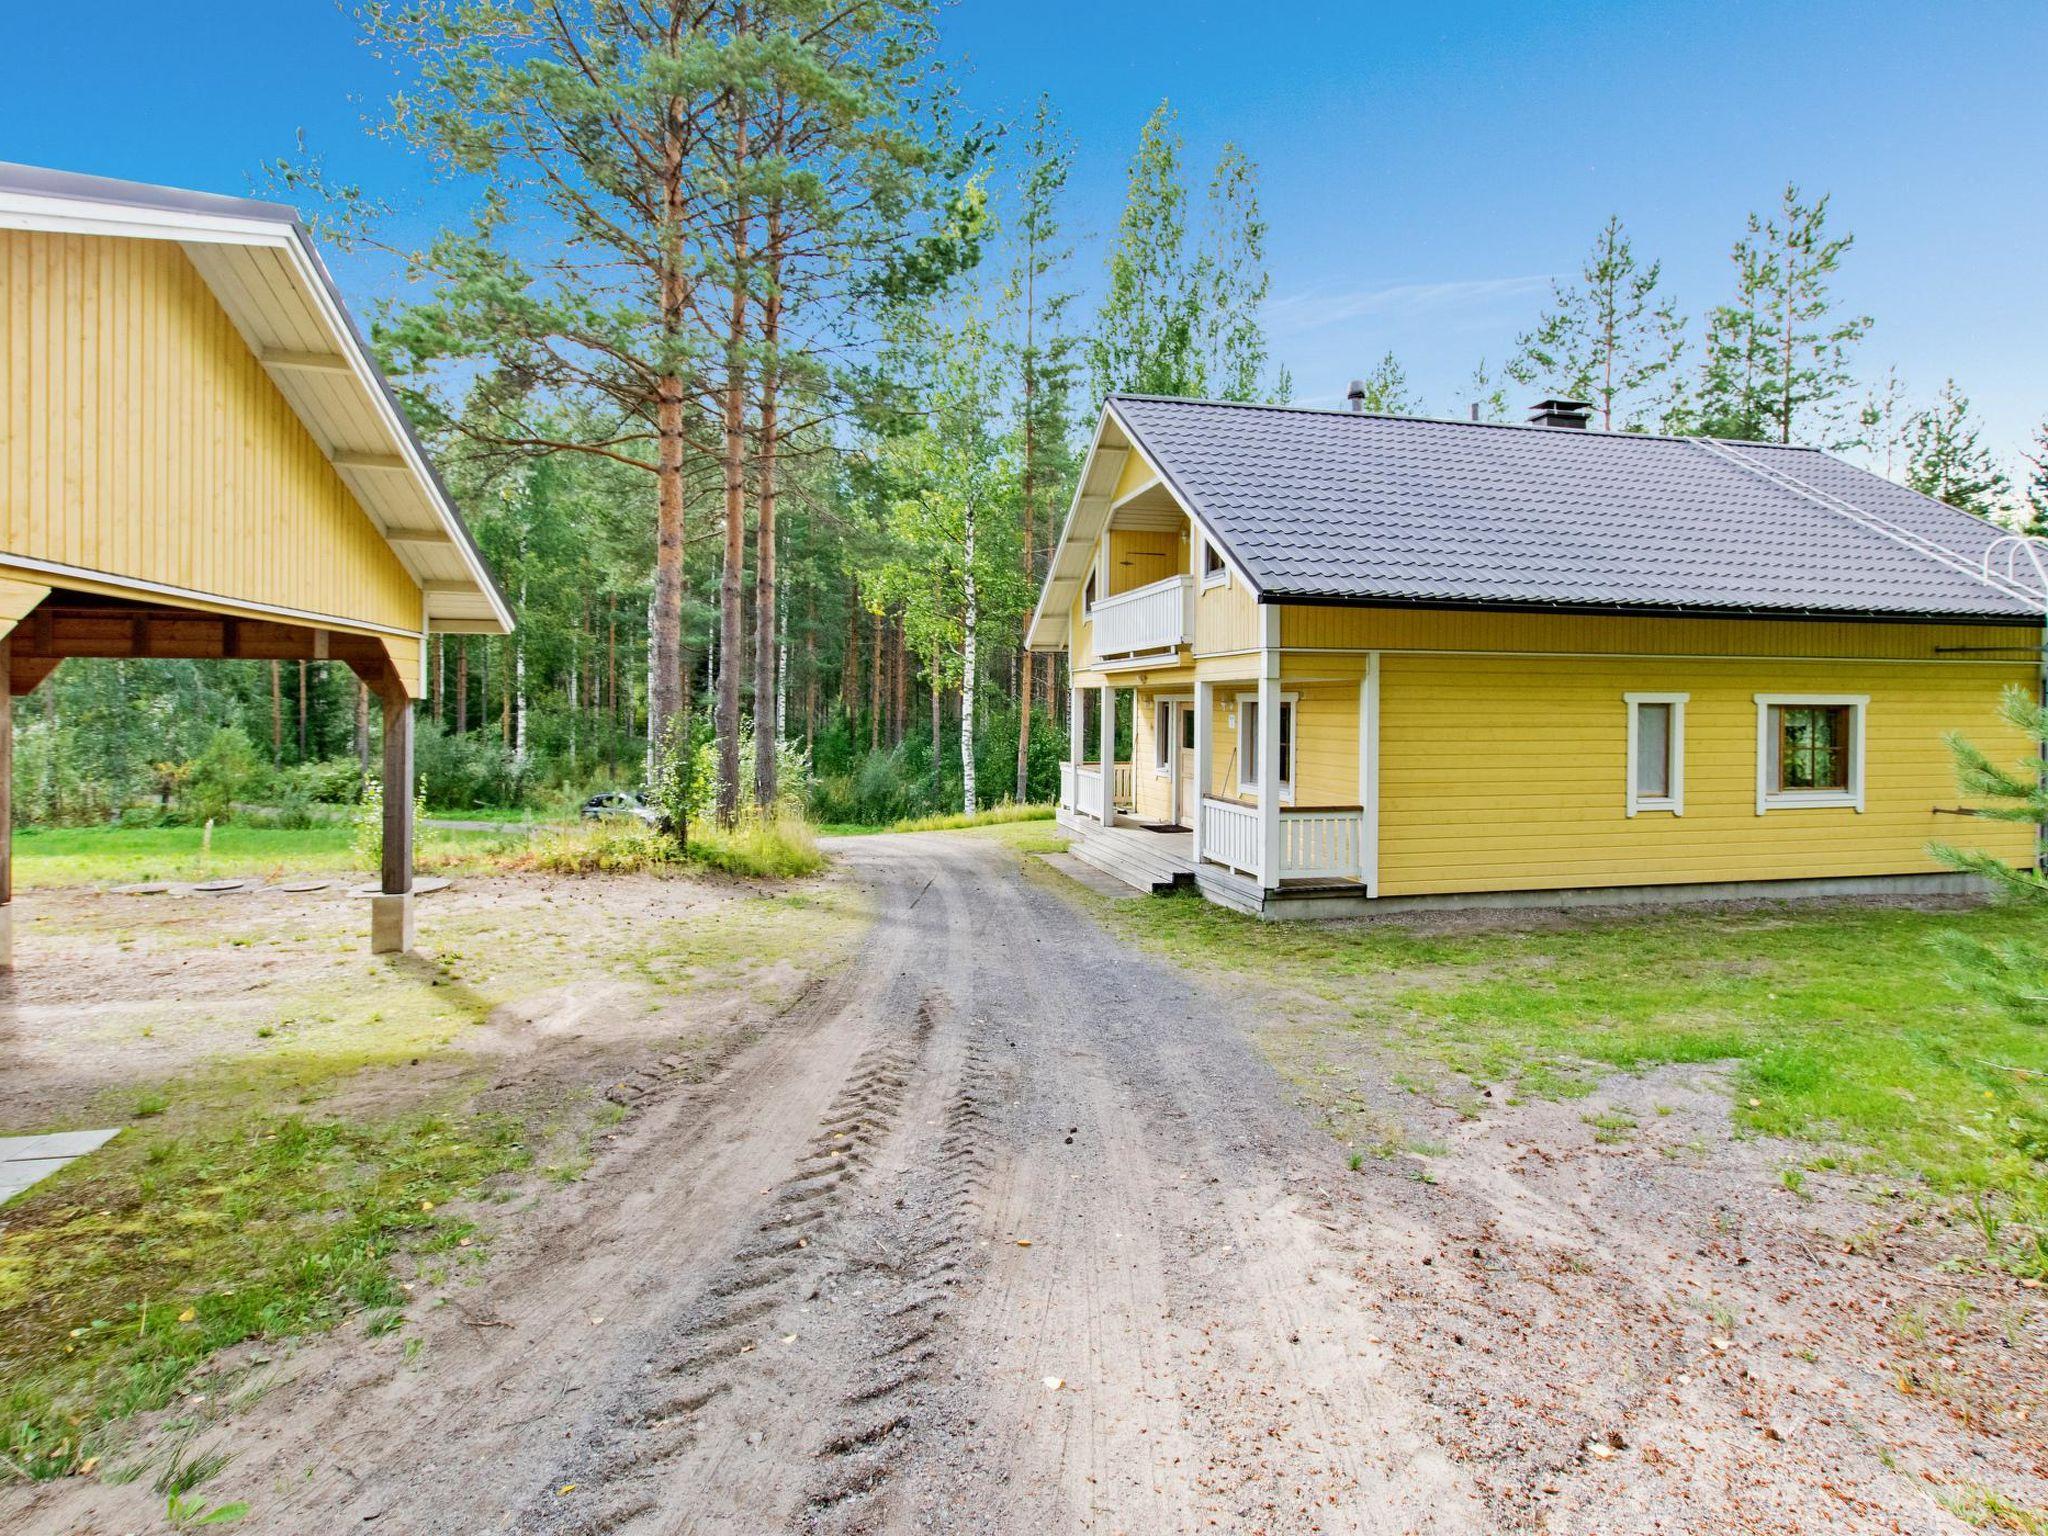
[752,205,784,813]
[354,679,370,776]
[961,500,978,815]
[297,660,309,761]
[713,76,752,825]
[843,583,862,721]
[270,661,282,767]
[455,640,469,735]
[869,612,883,753]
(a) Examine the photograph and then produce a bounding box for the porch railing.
[1200,797,1261,877]
[1059,762,1076,816]
[1112,762,1135,806]
[1090,574,1193,659]
[1281,808,1366,881]
[1200,800,1367,884]
[1074,764,1104,820]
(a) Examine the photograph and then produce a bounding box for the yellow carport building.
[0,163,513,959]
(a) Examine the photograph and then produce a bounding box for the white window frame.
[1199,536,1230,590]
[1152,699,1174,776]
[1234,691,1298,804]
[1624,692,1687,817]
[1754,693,1867,814]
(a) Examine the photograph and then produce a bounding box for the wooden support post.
[0,635,11,972]
[371,674,416,954]
[1097,682,1116,829]
[1258,609,1283,891]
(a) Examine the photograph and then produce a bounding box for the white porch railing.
[1281,809,1366,881]
[1059,762,1076,815]
[1112,763,1134,806]
[1201,800,1366,884]
[1201,797,1261,877]
[1074,765,1104,820]
[1090,574,1193,659]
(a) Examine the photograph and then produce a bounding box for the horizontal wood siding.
[1195,571,1258,655]
[1375,652,2036,895]
[0,230,421,634]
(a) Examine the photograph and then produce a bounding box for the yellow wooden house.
[1027,392,2044,916]
[0,163,512,957]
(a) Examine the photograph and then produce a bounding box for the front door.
[1172,700,1196,827]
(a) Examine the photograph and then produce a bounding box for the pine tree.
[1858,365,1912,479]
[1694,186,1869,445]
[1507,216,1684,430]
[2022,417,2048,538]
[1906,379,2010,518]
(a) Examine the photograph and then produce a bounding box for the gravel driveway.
[10,831,2039,1534]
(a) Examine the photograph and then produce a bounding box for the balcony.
[1088,574,1192,662]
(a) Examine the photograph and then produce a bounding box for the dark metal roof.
[1106,394,2042,623]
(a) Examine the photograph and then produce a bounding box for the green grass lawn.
[14,823,514,889]
[1098,891,2048,1276]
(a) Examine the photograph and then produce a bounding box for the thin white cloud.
[1265,273,1553,333]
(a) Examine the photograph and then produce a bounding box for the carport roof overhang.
[0,161,514,637]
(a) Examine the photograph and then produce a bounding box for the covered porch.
[1057,667,1375,898]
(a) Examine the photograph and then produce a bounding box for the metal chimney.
[1346,379,1368,414]
[1527,397,1593,429]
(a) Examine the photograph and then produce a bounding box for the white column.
[1068,681,1085,766]
[1191,681,1210,865]
[1257,610,1282,889]
[1098,682,1117,828]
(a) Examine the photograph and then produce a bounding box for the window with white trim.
[1153,700,1173,774]
[1082,569,1096,615]
[1236,693,1296,801]
[1755,694,1866,813]
[1201,537,1228,589]
[1624,693,1687,816]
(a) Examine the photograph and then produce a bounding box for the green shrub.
[683,816,825,879]
[510,820,678,875]
[182,727,260,824]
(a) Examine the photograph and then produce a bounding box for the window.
[1180,707,1196,752]
[1154,700,1173,774]
[1082,569,1096,615]
[1755,694,1866,813]
[1624,693,1687,816]
[1236,693,1296,801]
[1201,537,1228,588]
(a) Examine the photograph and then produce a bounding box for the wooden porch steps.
[1068,824,1196,895]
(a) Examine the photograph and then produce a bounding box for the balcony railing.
[1089,574,1193,660]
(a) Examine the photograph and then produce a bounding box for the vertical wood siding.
[0,231,421,634]
[1106,528,1179,595]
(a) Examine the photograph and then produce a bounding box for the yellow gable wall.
[1106,527,1181,595]
[1,230,423,639]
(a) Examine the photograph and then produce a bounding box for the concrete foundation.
[369,890,416,954]
[1194,865,1992,921]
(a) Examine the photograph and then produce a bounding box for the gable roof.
[1029,393,2042,646]
[0,162,513,635]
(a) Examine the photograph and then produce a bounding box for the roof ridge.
[1104,391,1838,451]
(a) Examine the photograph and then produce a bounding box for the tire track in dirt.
[515,992,944,1534]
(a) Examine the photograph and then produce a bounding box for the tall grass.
[817,802,1056,837]
[504,816,825,880]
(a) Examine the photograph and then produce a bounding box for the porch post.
[371,671,416,954]
[1257,608,1282,890]
[1066,679,1084,814]
[0,635,12,972]
[1107,684,1120,826]
[1190,680,1210,866]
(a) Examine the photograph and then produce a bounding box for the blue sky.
[4,1,2042,473]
